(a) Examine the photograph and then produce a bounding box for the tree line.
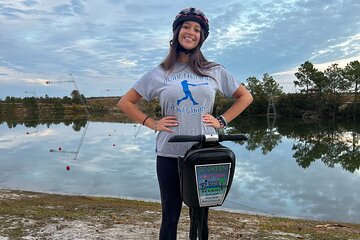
[0,90,87,118]
[1,60,359,120]
[240,60,359,120]
[1,90,86,105]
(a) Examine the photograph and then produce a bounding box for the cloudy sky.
[0,0,359,99]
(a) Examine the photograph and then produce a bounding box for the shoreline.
[0,187,320,223]
[1,189,360,239]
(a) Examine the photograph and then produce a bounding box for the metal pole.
[69,73,90,117]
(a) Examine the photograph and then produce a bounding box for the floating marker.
[58,147,62,151]
[66,166,70,171]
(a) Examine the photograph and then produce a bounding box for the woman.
[118,7,253,240]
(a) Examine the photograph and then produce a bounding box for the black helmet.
[172,7,209,39]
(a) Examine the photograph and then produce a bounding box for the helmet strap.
[177,44,194,54]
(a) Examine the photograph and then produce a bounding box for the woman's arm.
[117,88,148,125]
[117,88,178,132]
[222,84,253,123]
[202,84,253,128]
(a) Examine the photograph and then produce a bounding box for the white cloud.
[1,0,360,97]
[119,144,140,153]
[0,66,50,85]
[311,33,360,60]
[116,58,138,68]
[0,128,56,149]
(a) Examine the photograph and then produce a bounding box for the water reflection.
[228,117,360,173]
[1,118,88,132]
[0,117,359,223]
[50,122,89,162]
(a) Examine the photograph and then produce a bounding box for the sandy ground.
[1,189,360,240]
[0,189,233,239]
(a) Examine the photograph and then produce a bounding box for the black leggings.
[157,156,209,240]
[157,156,183,240]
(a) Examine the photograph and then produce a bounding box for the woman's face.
[178,21,201,50]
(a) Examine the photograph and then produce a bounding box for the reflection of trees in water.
[245,129,282,155]
[228,117,282,155]
[59,119,87,131]
[0,117,88,132]
[2,116,359,172]
[1,117,89,170]
[290,122,360,173]
[229,117,360,173]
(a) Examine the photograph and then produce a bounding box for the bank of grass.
[1,189,360,240]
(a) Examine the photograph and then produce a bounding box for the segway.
[169,133,248,240]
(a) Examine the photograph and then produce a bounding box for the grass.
[1,189,360,239]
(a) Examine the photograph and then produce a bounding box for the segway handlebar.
[168,134,248,143]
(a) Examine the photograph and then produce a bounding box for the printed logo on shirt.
[170,103,206,116]
[165,73,210,83]
[177,80,208,105]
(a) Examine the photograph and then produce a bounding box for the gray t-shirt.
[133,63,240,158]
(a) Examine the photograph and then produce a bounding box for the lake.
[0,117,359,224]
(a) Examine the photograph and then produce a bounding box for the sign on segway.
[195,163,231,207]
